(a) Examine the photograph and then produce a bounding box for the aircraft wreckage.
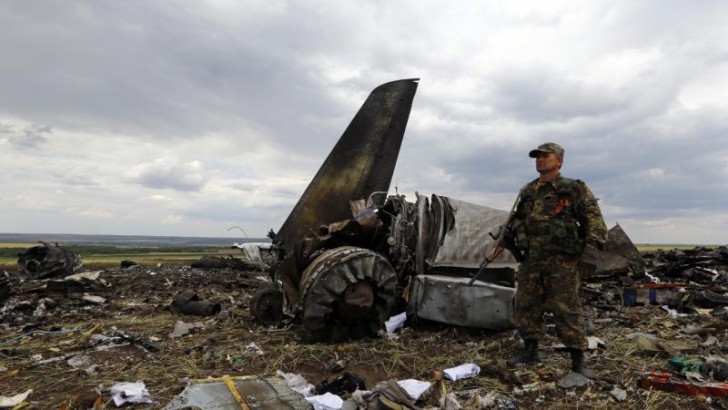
[250,79,638,341]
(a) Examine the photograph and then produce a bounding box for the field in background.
[0,233,268,269]
[0,245,241,269]
[635,244,719,252]
[1,241,720,270]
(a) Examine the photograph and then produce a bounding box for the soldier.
[507,142,607,378]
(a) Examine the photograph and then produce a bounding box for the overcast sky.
[1,1,727,244]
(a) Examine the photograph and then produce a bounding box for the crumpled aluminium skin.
[17,242,83,279]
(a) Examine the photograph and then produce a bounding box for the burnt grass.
[1,265,727,409]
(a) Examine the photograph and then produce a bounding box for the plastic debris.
[316,372,365,395]
[276,370,315,397]
[441,392,461,409]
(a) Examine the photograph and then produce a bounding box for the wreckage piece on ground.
[17,241,83,279]
[250,78,642,342]
[641,246,728,286]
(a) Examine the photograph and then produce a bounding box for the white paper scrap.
[443,363,480,381]
[385,312,407,334]
[396,379,431,400]
[0,389,32,407]
[110,381,153,406]
[586,336,606,350]
[305,392,343,410]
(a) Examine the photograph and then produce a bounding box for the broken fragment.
[639,372,728,398]
[17,242,83,279]
[162,375,311,410]
[170,290,221,316]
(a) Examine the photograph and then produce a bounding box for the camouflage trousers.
[514,254,587,350]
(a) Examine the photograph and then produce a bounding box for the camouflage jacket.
[511,174,607,258]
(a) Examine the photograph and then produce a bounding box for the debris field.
[1,245,728,409]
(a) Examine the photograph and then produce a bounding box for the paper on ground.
[111,381,153,406]
[306,392,343,410]
[396,379,431,400]
[443,363,480,381]
[385,312,407,334]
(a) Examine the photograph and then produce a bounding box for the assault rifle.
[468,195,525,286]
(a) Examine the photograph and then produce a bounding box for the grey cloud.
[16,125,52,147]
[52,171,101,188]
[126,159,208,191]
[0,2,359,155]
[488,68,632,123]
[0,122,52,148]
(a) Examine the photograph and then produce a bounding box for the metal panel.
[430,197,518,269]
[163,375,311,410]
[409,274,515,329]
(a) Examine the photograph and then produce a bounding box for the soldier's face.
[535,152,562,175]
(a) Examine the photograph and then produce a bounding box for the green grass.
[0,246,241,269]
[635,244,720,252]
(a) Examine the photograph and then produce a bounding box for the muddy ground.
[1,261,727,409]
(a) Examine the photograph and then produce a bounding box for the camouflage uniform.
[511,175,607,350]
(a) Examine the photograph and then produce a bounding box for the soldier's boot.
[507,339,540,366]
[570,348,595,379]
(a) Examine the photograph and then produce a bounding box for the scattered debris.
[1,248,726,407]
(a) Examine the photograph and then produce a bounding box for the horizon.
[0,232,721,247]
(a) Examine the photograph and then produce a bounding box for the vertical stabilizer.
[275,79,419,252]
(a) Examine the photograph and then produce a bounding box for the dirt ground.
[1,263,727,409]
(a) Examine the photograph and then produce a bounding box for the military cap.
[528,142,564,158]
